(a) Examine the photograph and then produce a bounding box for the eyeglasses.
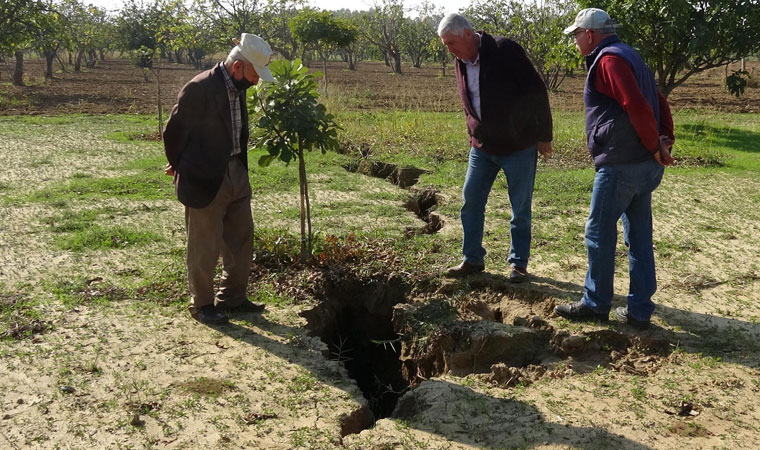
[573,29,586,38]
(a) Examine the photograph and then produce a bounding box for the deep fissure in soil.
[301,271,673,435]
[301,273,410,425]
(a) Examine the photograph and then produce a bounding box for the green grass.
[0,287,47,341]
[28,172,173,204]
[673,110,760,171]
[54,225,163,251]
[42,207,135,233]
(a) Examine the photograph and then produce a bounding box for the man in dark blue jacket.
[554,9,674,330]
[437,13,554,282]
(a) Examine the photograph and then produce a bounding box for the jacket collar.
[586,35,621,69]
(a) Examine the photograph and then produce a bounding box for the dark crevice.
[301,273,411,435]
[345,160,430,188]
[344,159,441,235]
[403,187,443,235]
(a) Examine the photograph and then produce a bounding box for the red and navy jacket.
[585,35,674,168]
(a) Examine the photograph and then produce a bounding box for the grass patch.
[28,173,173,204]
[179,377,236,396]
[250,283,295,307]
[47,276,130,306]
[0,92,31,109]
[43,206,135,233]
[54,225,163,251]
[0,290,48,341]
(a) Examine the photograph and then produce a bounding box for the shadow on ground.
[527,273,760,367]
[208,312,654,449]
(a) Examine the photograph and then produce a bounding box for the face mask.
[232,74,254,91]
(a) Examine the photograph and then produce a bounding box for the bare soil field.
[1,57,760,449]
[1,58,759,115]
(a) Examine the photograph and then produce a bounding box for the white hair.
[225,46,248,65]
[437,13,474,37]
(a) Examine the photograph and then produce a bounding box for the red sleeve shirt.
[595,55,674,152]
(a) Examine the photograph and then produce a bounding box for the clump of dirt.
[128,131,162,141]
[480,363,549,387]
[178,377,236,396]
[392,279,673,389]
[69,277,130,303]
[404,187,443,235]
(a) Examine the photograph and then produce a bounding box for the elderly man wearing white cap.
[554,9,675,330]
[163,33,274,325]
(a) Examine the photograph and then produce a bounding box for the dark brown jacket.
[455,32,553,154]
[164,64,249,208]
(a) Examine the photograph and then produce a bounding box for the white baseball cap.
[232,33,275,82]
[563,8,621,35]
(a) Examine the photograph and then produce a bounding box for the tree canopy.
[580,0,760,97]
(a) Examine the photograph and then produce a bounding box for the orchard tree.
[1,0,47,85]
[361,0,405,74]
[465,0,580,91]
[334,9,371,70]
[259,0,304,60]
[61,0,107,71]
[250,59,341,259]
[428,29,448,76]
[194,0,261,42]
[581,0,760,97]
[116,0,165,77]
[508,0,581,90]
[399,2,440,69]
[289,8,357,90]
[35,1,69,80]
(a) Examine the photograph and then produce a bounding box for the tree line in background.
[2,0,759,96]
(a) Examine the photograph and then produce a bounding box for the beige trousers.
[185,157,253,314]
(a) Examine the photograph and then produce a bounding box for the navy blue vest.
[584,36,660,168]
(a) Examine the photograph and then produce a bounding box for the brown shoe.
[445,261,485,277]
[508,266,528,283]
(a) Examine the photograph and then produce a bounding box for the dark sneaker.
[613,307,650,330]
[192,305,229,325]
[216,299,266,313]
[445,261,485,277]
[554,301,609,322]
[508,266,528,283]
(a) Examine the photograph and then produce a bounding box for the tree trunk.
[155,65,163,136]
[45,52,55,80]
[440,61,446,77]
[322,56,328,97]
[74,49,84,72]
[86,49,96,68]
[99,49,105,60]
[392,52,402,74]
[297,149,311,260]
[68,52,73,65]
[13,51,24,86]
[56,54,69,73]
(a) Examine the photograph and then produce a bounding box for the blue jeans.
[461,145,538,268]
[581,159,665,321]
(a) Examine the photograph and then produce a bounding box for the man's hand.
[164,162,175,176]
[537,141,553,158]
[653,136,675,166]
